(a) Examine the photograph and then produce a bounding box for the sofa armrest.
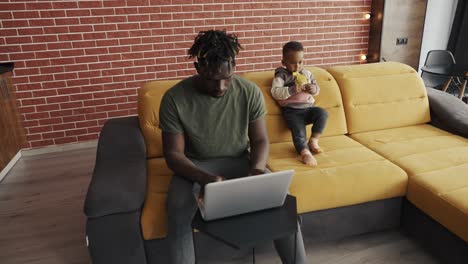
[427,88,468,139]
[86,211,147,264]
[84,116,147,218]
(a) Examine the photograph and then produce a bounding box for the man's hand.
[201,175,224,186]
[198,175,224,203]
[248,168,265,176]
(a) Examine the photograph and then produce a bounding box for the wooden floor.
[0,148,95,264]
[0,147,441,264]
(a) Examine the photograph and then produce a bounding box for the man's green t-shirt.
[159,75,266,160]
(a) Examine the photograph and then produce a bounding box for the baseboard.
[21,140,98,156]
[0,150,22,182]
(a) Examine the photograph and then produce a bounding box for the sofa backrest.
[138,67,347,155]
[138,79,180,158]
[241,66,347,143]
[327,62,430,134]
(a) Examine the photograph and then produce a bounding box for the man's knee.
[167,176,196,213]
[167,193,195,213]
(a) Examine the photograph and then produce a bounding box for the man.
[160,30,307,264]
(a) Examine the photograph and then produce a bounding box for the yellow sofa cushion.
[138,80,180,158]
[327,62,430,134]
[350,125,468,176]
[268,135,408,213]
[350,124,468,242]
[408,168,468,243]
[141,158,173,240]
[138,81,179,240]
[241,67,347,143]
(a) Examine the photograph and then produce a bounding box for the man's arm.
[162,132,222,185]
[248,117,269,175]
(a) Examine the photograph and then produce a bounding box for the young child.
[271,41,328,166]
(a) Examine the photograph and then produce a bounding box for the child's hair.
[188,30,242,68]
[282,41,304,57]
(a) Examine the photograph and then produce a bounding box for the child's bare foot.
[300,149,317,166]
[308,138,323,154]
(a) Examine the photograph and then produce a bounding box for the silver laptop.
[196,170,294,221]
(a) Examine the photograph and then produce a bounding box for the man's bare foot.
[308,138,323,154]
[300,149,317,166]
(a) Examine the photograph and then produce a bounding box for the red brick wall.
[1,0,371,149]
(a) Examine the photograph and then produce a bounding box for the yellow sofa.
[134,62,468,262]
[327,63,468,244]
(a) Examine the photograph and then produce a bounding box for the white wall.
[418,0,458,72]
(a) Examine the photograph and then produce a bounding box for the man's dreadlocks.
[188,30,242,69]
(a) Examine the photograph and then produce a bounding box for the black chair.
[421,50,460,96]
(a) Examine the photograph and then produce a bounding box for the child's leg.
[305,107,328,154]
[282,107,317,166]
[309,134,322,154]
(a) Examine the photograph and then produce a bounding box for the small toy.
[293,71,308,87]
